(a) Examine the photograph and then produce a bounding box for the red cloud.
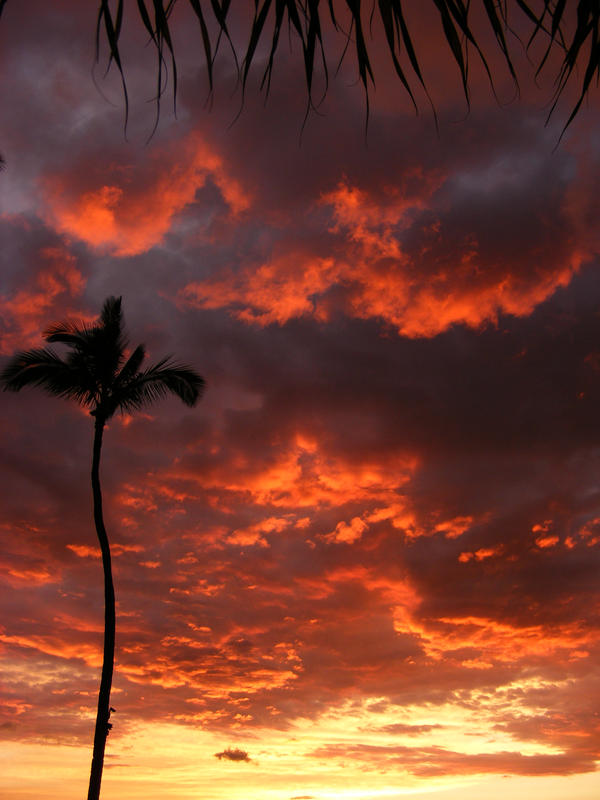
[41,133,249,256]
[0,244,85,354]
[179,174,584,338]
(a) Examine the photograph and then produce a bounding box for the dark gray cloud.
[215,747,251,762]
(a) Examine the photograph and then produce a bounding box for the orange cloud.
[324,516,368,544]
[0,633,103,668]
[434,516,474,539]
[458,545,503,563]
[393,611,596,666]
[66,542,143,558]
[0,245,85,354]
[7,567,55,585]
[67,544,100,559]
[182,255,341,326]
[179,178,582,337]
[310,741,597,777]
[578,517,600,546]
[167,435,417,511]
[42,133,249,256]
[227,516,292,547]
[535,534,560,549]
[118,638,300,697]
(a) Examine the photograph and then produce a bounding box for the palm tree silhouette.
[0,296,205,800]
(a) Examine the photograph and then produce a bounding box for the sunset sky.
[1,3,599,800]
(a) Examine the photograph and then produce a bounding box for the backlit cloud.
[179,165,586,338]
[41,133,249,256]
[0,240,85,354]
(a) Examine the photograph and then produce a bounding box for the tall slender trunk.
[87,416,115,800]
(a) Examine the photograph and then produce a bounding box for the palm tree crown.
[1,296,204,419]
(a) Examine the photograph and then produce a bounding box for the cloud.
[41,133,249,257]
[179,154,586,338]
[310,742,597,777]
[376,723,444,736]
[214,747,251,762]
[0,234,86,354]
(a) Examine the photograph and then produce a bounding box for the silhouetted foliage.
[0,2,596,134]
[1,296,204,800]
[3,297,203,418]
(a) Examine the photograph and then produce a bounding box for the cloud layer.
[0,3,599,800]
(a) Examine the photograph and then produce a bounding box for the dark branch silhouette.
[1,296,205,800]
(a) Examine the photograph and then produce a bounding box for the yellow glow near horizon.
[3,678,598,800]
[2,727,598,800]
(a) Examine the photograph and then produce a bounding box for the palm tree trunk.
[87,416,115,800]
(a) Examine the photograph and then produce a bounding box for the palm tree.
[0,296,205,800]
[0,1,595,134]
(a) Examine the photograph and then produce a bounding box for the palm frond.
[77,0,600,134]
[44,318,93,348]
[0,347,98,406]
[549,0,600,137]
[89,296,129,379]
[43,298,128,385]
[114,357,205,415]
[116,344,147,388]
[99,296,124,338]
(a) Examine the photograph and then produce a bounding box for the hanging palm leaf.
[0,1,594,132]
